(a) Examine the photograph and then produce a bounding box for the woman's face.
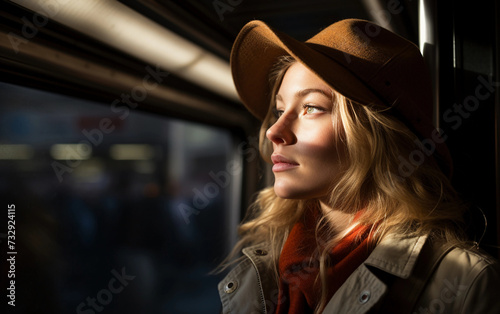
[266,62,347,200]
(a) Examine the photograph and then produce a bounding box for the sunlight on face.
[266,62,347,201]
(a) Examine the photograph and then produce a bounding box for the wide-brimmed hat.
[230,18,452,177]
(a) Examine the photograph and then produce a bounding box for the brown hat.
[230,18,452,177]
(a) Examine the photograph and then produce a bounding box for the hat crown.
[307,19,412,67]
[304,19,432,120]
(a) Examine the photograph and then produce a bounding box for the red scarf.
[274,209,373,314]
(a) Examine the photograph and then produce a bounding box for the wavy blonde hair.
[225,56,468,313]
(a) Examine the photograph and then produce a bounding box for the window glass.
[0,82,238,313]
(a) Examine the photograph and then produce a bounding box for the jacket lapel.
[323,234,428,313]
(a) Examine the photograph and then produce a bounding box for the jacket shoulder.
[415,245,500,314]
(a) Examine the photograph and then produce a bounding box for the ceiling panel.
[121,0,419,59]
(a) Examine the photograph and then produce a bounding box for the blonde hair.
[225,56,468,313]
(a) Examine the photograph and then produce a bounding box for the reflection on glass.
[0,82,238,314]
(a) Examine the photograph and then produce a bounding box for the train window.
[0,81,240,313]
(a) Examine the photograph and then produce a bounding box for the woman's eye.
[273,107,284,118]
[303,105,323,115]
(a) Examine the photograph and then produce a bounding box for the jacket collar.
[221,234,432,314]
[364,233,429,278]
[321,233,431,313]
[240,233,430,280]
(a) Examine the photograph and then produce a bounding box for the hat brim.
[231,20,387,120]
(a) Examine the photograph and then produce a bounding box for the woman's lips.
[271,154,299,172]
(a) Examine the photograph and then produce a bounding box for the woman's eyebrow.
[297,88,332,99]
[275,88,333,102]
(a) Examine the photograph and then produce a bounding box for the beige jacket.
[218,234,500,313]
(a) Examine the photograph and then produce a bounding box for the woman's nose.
[266,114,296,145]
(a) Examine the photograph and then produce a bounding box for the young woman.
[218,19,500,313]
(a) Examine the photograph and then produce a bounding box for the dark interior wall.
[437,0,500,257]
